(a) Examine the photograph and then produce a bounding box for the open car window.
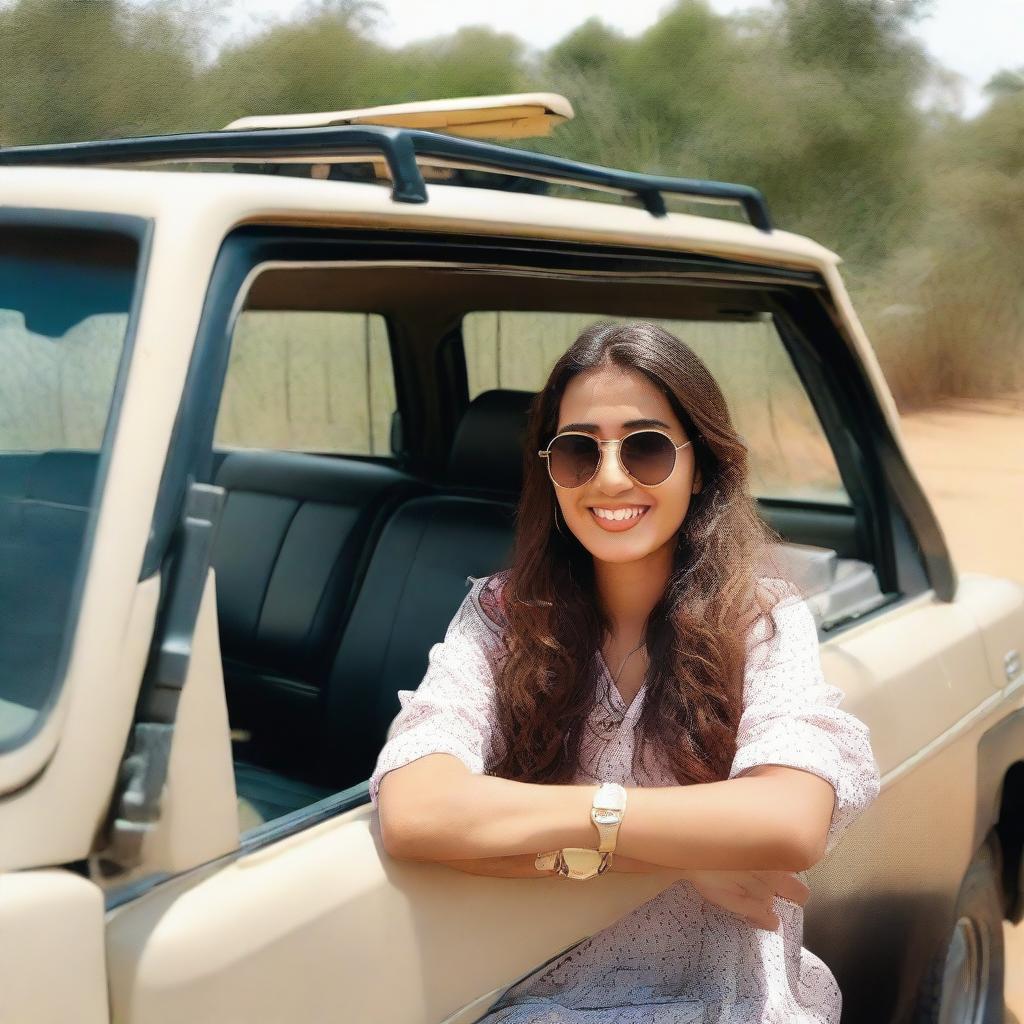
[464,311,849,506]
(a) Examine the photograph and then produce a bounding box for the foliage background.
[1,0,1022,411]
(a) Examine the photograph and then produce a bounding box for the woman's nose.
[594,443,633,494]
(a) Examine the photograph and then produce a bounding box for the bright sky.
[207,0,1020,118]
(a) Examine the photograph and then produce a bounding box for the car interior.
[0,259,893,828]
[198,263,891,827]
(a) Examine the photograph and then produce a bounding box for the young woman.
[369,321,881,1022]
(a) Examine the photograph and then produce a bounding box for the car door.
[0,195,216,1023]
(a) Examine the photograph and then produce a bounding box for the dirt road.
[900,398,1024,586]
[899,398,1023,1023]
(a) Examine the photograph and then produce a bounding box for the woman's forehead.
[558,366,680,431]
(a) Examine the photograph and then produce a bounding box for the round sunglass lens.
[621,431,677,485]
[549,434,599,487]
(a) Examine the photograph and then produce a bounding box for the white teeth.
[593,507,645,521]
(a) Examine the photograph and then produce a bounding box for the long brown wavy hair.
[486,320,805,788]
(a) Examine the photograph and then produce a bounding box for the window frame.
[133,224,949,863]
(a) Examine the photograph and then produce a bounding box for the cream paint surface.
[898,397,1024,1023]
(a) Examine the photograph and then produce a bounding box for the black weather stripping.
[0,124,774,232]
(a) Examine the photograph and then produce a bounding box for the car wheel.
[914,832,1006,1024]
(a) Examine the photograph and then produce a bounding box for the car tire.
[913,832,1006,1024]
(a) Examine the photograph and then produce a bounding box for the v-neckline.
[595,649,646,716]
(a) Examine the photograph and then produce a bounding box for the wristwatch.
[535,782,628,881]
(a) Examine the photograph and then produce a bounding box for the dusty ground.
[898,397,1024,1023]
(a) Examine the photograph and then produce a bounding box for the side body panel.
[0,869,109,1023]
[806,581,1021,1023]
[105,805,686,1024]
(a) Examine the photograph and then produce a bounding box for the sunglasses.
[538,429,692,489]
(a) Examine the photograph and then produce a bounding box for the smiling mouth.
[589,506,650,531]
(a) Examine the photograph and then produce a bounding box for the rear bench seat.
[224,390,531,820]
[210,449,425,796]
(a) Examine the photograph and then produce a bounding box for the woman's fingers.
[752,870,810,906]
[687,869,811,931]
[734,873,773,903]
[726,890,780,930]
[697,882,779,931]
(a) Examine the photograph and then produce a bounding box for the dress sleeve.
[367,577,505,810]
[727,579,882,858]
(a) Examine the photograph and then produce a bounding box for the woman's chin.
[564,516,678,565]
[577,533,661,565]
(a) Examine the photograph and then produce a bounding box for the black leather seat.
[322,389,533,792]
[210,449,424,796]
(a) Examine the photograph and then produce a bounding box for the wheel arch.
[976,705,1024,924]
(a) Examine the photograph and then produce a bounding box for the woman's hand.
[683,868,810,930]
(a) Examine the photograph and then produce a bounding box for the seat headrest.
[447,389,535,494]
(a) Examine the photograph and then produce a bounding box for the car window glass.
[463,311,848,504]
[0,225,139,749]
[214,311,396,456]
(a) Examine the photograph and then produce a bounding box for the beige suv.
[0,93,1021,1024]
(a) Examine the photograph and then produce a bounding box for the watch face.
[595,783,627,811]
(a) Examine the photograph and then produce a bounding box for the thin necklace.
[597,640,646,735]
[612,640,646,685]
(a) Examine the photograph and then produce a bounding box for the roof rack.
[0,124,773,232]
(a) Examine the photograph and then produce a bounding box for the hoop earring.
[553,500,567,538]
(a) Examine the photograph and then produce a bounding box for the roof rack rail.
[0,124,773,232]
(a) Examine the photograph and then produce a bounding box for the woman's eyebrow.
[556,418,673,433]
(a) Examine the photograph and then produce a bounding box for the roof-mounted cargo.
[221,92,575,139]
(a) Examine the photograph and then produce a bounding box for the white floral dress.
[369,574,882,1024]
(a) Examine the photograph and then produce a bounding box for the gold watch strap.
[592,783,626,853]
[535,848,611,878]
[535,850,560,872]
[594,818,620,853]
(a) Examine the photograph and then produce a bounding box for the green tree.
[388,26,531,106]
[0,0,207,144]
[195,0,388,130]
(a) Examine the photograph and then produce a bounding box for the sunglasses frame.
[537,428,692,489]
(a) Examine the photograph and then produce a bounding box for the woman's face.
[551,363,702,565]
